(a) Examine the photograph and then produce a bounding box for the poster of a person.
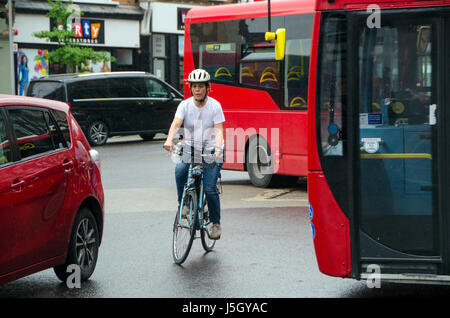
[17,55,29,96]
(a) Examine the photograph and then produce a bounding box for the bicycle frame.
[177,162,211,232]
[172,148,220,264]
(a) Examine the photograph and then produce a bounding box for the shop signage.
[177,8,190,30]
[51,18,105,44]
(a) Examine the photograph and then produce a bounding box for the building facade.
[1,0,14,94]
[9,0,241,95]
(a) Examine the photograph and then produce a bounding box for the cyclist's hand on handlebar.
[163,140,174,152]
[214,149,223,160]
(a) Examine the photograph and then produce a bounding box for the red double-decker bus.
[184,0,313,187]
[309,0,450,283]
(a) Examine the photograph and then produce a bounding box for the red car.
[0,94,104,285]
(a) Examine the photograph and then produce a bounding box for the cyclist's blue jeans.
[175,160,223,225]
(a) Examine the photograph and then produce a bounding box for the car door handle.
[11,178,25,192]
[62,159,74,172]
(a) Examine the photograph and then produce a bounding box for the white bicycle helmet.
[188,69,211,83]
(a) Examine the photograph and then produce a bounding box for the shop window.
[114,48,133,65]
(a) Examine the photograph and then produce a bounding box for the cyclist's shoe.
[210,223,222,240]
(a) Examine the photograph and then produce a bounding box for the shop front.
[13,0,143,95]
[145,2,202,92]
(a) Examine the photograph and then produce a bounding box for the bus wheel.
[247,136,277,187]
[246,136,299,188]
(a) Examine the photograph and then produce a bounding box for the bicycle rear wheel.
[201,198,216,252]
[172,190,197,265]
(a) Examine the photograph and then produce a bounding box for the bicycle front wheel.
[172,190,197,265]
[201,198,216,252]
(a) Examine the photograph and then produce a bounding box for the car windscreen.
[28,81,66,102]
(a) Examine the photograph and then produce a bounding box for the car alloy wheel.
[88,121,108,146]
[53,208,100,283]
[76,218,97,271]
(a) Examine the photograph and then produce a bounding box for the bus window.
[318,15,347,156]
[358,19,437,256]
[285,38,311,109]
[199,43,236,84]
[239,44,280,90]
[359,24,433,126]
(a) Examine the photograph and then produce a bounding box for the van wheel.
[54,207,100,283]
[139,133,156,141]
[87,121,108,146]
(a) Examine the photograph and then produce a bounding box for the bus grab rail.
[360,152,432,160]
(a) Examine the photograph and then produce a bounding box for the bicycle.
[172,146,221,265]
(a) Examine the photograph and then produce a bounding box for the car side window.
[70,79,110,100]
[28,81,66,102]
[0,112,12,166]
[45,112,68,150]
[110,78,146,98]
[145,79,170,98]
[50,110,71,148]
[9,108,56,160]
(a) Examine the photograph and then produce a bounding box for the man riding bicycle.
[164,69,225,240]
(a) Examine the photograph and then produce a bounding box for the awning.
[15,0,144,20]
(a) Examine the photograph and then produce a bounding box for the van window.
[0,113,11,166]
[145,79,170,98]
[109,77,146,98]
[28,81,65,102]
[9,109,56,159]
[70,79,110,100]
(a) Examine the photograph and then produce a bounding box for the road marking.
[104,186,309,214]
[243,189,308,203]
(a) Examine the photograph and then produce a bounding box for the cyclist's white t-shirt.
[174,96,225,150]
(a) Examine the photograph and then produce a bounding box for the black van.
[27,72,183,146]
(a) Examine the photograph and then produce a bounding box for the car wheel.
[87,121,108,146]
[54,207,100,283]
[139,133,156,141]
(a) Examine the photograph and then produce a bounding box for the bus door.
[352,8,450,277]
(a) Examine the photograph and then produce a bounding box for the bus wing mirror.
[265,28,286,60]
